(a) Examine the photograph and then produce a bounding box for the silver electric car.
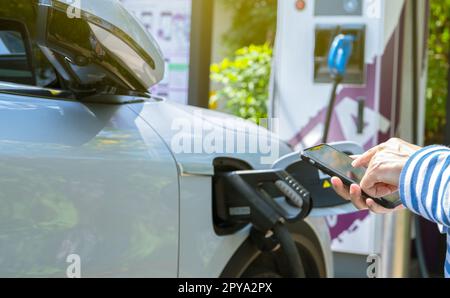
[0,0,352,278]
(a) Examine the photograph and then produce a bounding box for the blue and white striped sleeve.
[399,145,450,277]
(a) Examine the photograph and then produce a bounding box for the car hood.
[129,100,292,175]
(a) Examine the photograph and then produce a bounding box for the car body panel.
[0,93,179,277]
[178,175,250,277]
[128,100,293,175]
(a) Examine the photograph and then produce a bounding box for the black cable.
[322,76,342,143]
[273,224,305,278]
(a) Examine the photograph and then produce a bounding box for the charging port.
[213,158,254,236]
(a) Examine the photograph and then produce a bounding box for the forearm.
[399,145,450,230]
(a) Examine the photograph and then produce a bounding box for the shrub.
[425,0,450,144]
[210,44,272,123]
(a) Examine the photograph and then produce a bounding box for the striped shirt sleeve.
[399,145,450,278]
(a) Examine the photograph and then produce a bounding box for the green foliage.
[425,0,450,144]
[209,1,277,122]
[210,44,272,122]
[218,0,278,55]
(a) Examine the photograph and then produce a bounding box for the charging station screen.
[315,0,363,16]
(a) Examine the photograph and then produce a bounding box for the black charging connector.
[214,169,312,278]
[215,170,312,227]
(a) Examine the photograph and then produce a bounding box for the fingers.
[366,199,405,214]
[332,179,400,214]
[360,170,398,198]
[331,177,368,211]
[348,184,368,210]
[331,177,350,201]
[366,199,391,214]
[352,145,380,168]
[372,183,398,198]
[366,199,390,214]
[359,167,382,198]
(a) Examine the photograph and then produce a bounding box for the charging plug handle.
[224,173,283,232]
[327,34,355,78]
[215,169,311,278]
[217,170,312,229]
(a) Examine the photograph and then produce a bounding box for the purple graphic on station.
[288,9,406,241]
[289,61,378,150]
[329,210,370,240]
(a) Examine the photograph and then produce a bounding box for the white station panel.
[120,0,192,104]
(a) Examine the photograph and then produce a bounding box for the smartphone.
[300,144,401,209]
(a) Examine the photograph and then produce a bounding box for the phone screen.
[305,144,366,184]
[304,144,400,205]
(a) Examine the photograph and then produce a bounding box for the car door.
[0,20,179,277]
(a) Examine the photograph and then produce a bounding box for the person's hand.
[331,177,404,214]
[331,138,420,214]
[352,138,421,198]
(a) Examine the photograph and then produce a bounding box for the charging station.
[270,0,430,277]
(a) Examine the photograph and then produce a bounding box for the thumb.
[359,172,379,198]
